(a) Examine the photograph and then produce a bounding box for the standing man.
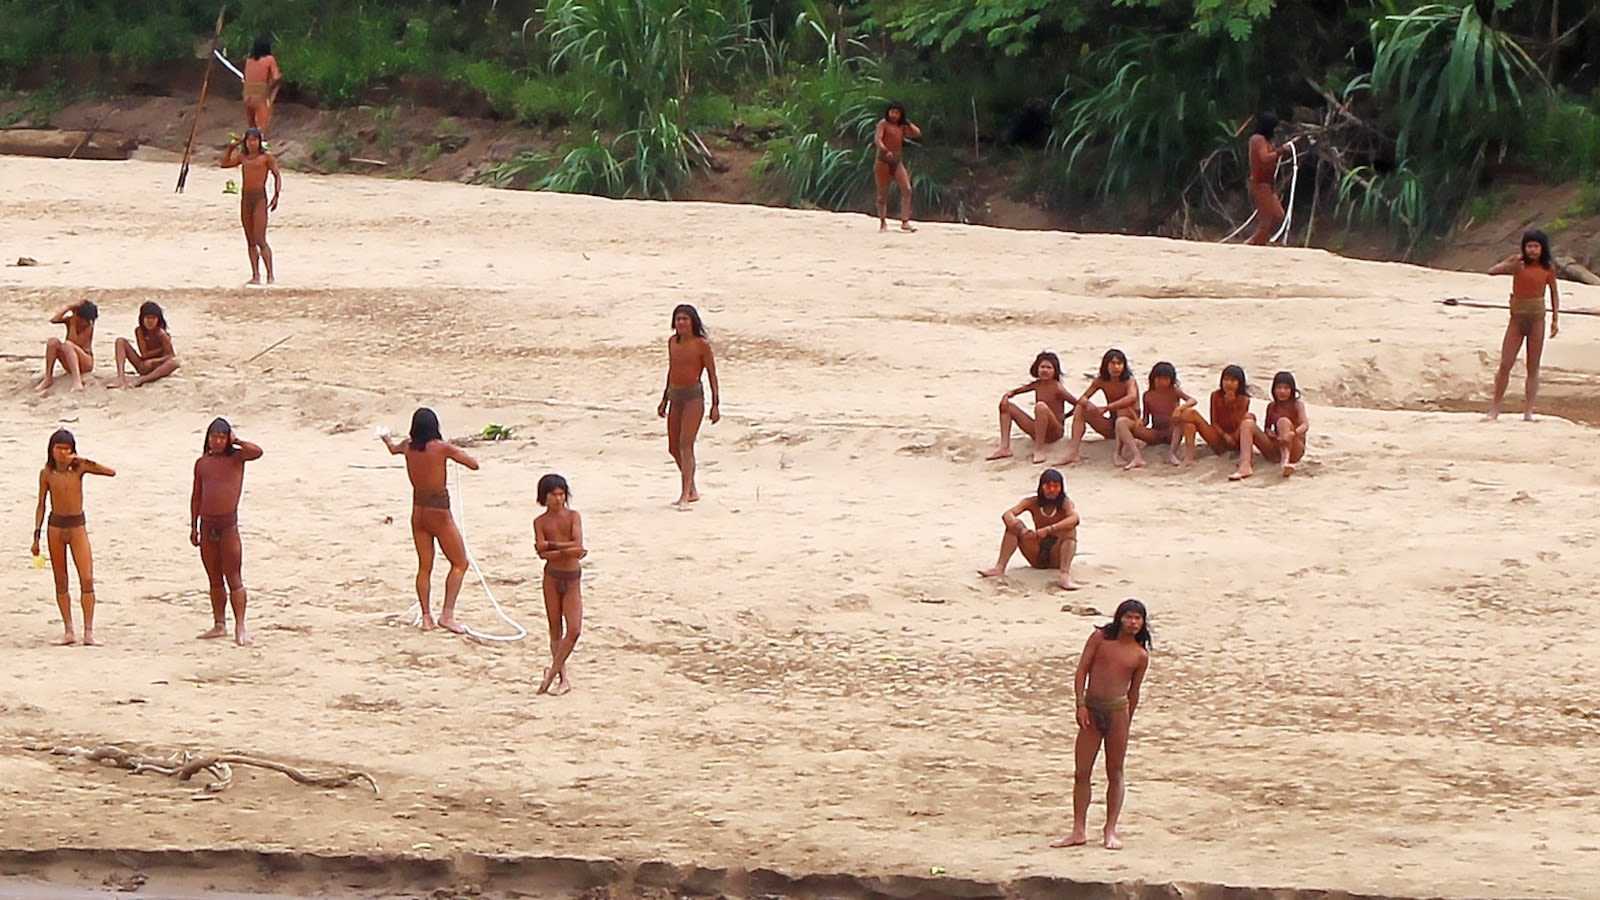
[242,36,283,137]
[379,408,479,634]
[220,128,281,285]
[1051,598,1151,850]
[192,418,263,647]
[874,102,922,233]
[1246,111,1288,246]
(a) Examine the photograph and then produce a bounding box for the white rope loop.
[1219,138,1300,245]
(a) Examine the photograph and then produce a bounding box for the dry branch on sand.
[25,744,381,799]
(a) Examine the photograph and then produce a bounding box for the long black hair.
[671,303,707,340]
[1521,229,1554,270]
[1098,348,1131,382]
[204,417,234,455]
[74,299,99,322]
[1219,364,1248,397]
[1101,598,1152,649]
[1036,468,1066,513]
[250,36,272,59]
[537,473,571,505]
[1254,110,1279,139]
[1030,351,1063,381]
[1271,370,1300,401]
[46,428,76,471]
[410,408,442,450]
[138,300,168,333]
[1149,361,1178,387]
[884,101,907,122]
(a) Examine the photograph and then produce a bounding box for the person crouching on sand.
[987,350,1077,464]
[1172,364,1252,470]
[192,418,263,646]
[111,301,180,389]
[1052,598,1151,851]
[978,468,1080,591]
[1114,361,1194,471]
[36,299,98,394]
[533,473,585,696]
[1053,348,1139,466]
[1234,370,1308,480]
[1485,229,1560,421]
[380,408,479,634]
[32,429,115,646]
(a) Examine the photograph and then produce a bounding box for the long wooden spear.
[176,6,227,193]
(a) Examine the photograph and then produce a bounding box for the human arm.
[559,511,587,560]
[1042,498,1080,536]
[1487,254,1521,276]
[234,438,264,462]
[1002,380,1039,401]
[905,121,922,140]
[874,119,889,154]
[31,469,46,557]
[1295,400,1310,436]
[379,433,410,455]
[1073,630,1103,729]
[220,141,242,168]
[152,329,177,362]
[1177,388,1198,410]
[190,460,202,546]
[267,155,282,211]
[704,340,720,423]
[445,442,480,471]
[50,304,78,324]
[1549,272,1561,337]
[72,457,116,477]
[268,56,283,102]
[1127,652,1149,719]
[1000,498,1034,538]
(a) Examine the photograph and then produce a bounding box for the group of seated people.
[978,350,1311,588]
[34,299,180,393]
[987,349,1309,480]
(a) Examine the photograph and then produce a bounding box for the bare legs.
[242,197,274,285]
[1233,416,1302,480]
[1114,420,1180,471]
[978,527,1077,589]
[876,165,916,232]
[111,338,180,388]
[46,526,99,646]
[411,511,469,633]
[537,572,584,696]
[1486,319,1544,421]
[988,399,1063,463]
[196,527,250,646]
[37,338,92,393]
[1054,403,1121,465]
[1245,182,1284,246]
[1051,707,1131,849]
[666,395,705,510]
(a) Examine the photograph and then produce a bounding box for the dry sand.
[1,156,1599,898]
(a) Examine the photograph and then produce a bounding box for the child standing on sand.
[533,474,585,696]
[32,429,116,645]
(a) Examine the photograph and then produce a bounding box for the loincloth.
[1083,694,1129,734]
[47,513,86,529]
[545,567,582,595]
[199,513,238,543]
[665,383,704,405]
[413,488,451,510]
[242,82,270,99]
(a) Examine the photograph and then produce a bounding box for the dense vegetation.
[4,0,1600,253]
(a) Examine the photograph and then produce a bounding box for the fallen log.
[1556,254,1600,286]
[0,128,137,161]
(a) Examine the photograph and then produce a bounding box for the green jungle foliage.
[3,0,1598,249]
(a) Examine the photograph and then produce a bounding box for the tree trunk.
[0,129,137,161]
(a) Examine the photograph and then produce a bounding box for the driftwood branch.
[27,744,380,798]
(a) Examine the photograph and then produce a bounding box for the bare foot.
[977,567,1005,578]
[673,500,692,512]
[82,632,102,647]
[1103,830,1124,850]
[419,616,437,631]
[35,378,53,394]
[266,275,275,285]
[1281,462,1296,477]
[986,447,1014,461]
[900,223,917,233]
[247,277,261,286]
[1052,454,1083,466]
[234,625,252,647]
[1030,453,1048,464]
[1229,468,1254,482]
[438,617,467,635]
[879,222,888,233]
[110,377,130,390]
[1523,412,1538,422]
[70,380,86,392]
[687,490,701,502]
[1482,408,1501,421]
[54,631,77,646]
[1168,453,1184,467]
[1050,831,1088,848]
[550,676,572,696]
[1057,575,1079,591]
[1123,457,1146,471]
[196,624,228,640]
[537,667,555,695]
